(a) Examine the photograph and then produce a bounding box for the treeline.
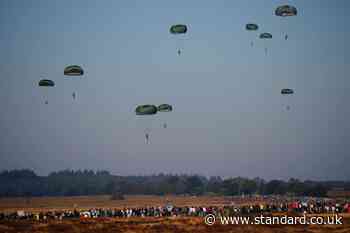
[0,169,349,198]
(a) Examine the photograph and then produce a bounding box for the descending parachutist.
[246,24,258,47]
[39,79,54,105]
[259,33,272,56]
[275,5,297,41]
[145,133,149,144]
[170,24,187,56]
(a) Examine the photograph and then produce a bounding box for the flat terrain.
[0,195,239,212]
[0,216,349,233]
[1,195,349,233]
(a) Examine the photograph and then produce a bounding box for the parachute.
[135,105,158,144]
[281,88,294,110]
[39,79,55,104]
[246,23,258,31]
[157,104,173,112]
[170,24,187,34]
[259,33,272,55]
[39,79,55,87]
[246,23,258,47]
[275,5,297,40]
[170,24,188,55]
[259,33,272,39]
[64,65,84,100]
[275,5,297,17]
[157,104,173,128]
[135,105,158,115]
[281,88,294,95]
[64,65,84,76]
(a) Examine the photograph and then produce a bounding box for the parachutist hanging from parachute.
[170,24,187,56]
[38,79,55,105]
[64,65,84,100]
[157,104,173,129]
[259,33,272,55]
[135,105,158,144]
[145,132,149,143]
[281,88,294,111]
[245,23,259,47]
[275,5,297,40]
[275,6,297,111]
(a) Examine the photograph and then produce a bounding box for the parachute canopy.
[170,24,187,34]
[64,65,84,76]
[246,23,258,31]
[157,104,173,112]
[39,79,55,87]
[281,88,294,95]
[259,33,272,39]
[135,105,158,115]
[275,5,297,17]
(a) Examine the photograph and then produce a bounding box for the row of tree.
[0,169,349,198]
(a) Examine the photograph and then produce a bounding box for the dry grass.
[0,195,349,233]
[0,195,236,212]
[0,216,349,233]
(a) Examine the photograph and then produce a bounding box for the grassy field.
[0,216,349,233]
[0,195,349,233]
[0,195,238,212]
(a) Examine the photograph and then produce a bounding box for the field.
[0,216,349,233]
[0,195,349,233]
[0,195,234,212]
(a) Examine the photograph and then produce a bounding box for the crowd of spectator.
[0,197,349,221]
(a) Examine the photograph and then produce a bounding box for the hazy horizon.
[1,0,349,181]
[2,168,350,182]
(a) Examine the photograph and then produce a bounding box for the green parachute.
[39,79,55,87]
[259,33,272,55]
[170,24,187,34]
[170,24,188,55]
[135,105,158,144]
[64,65,84,76]
[246,23,258,47]
[275,5,297,17]
[135,105,158,115]
[64,65,84,100]
[157,104,173,112]
[157,104,173,128]
[39,79,55,104]
[275,5,297,40]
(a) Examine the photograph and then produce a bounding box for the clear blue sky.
[0,0,349,180]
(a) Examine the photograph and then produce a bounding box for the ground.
[0,195,237,212]
[0,195,349,233]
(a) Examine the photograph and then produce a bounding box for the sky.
[0,0,349,180]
